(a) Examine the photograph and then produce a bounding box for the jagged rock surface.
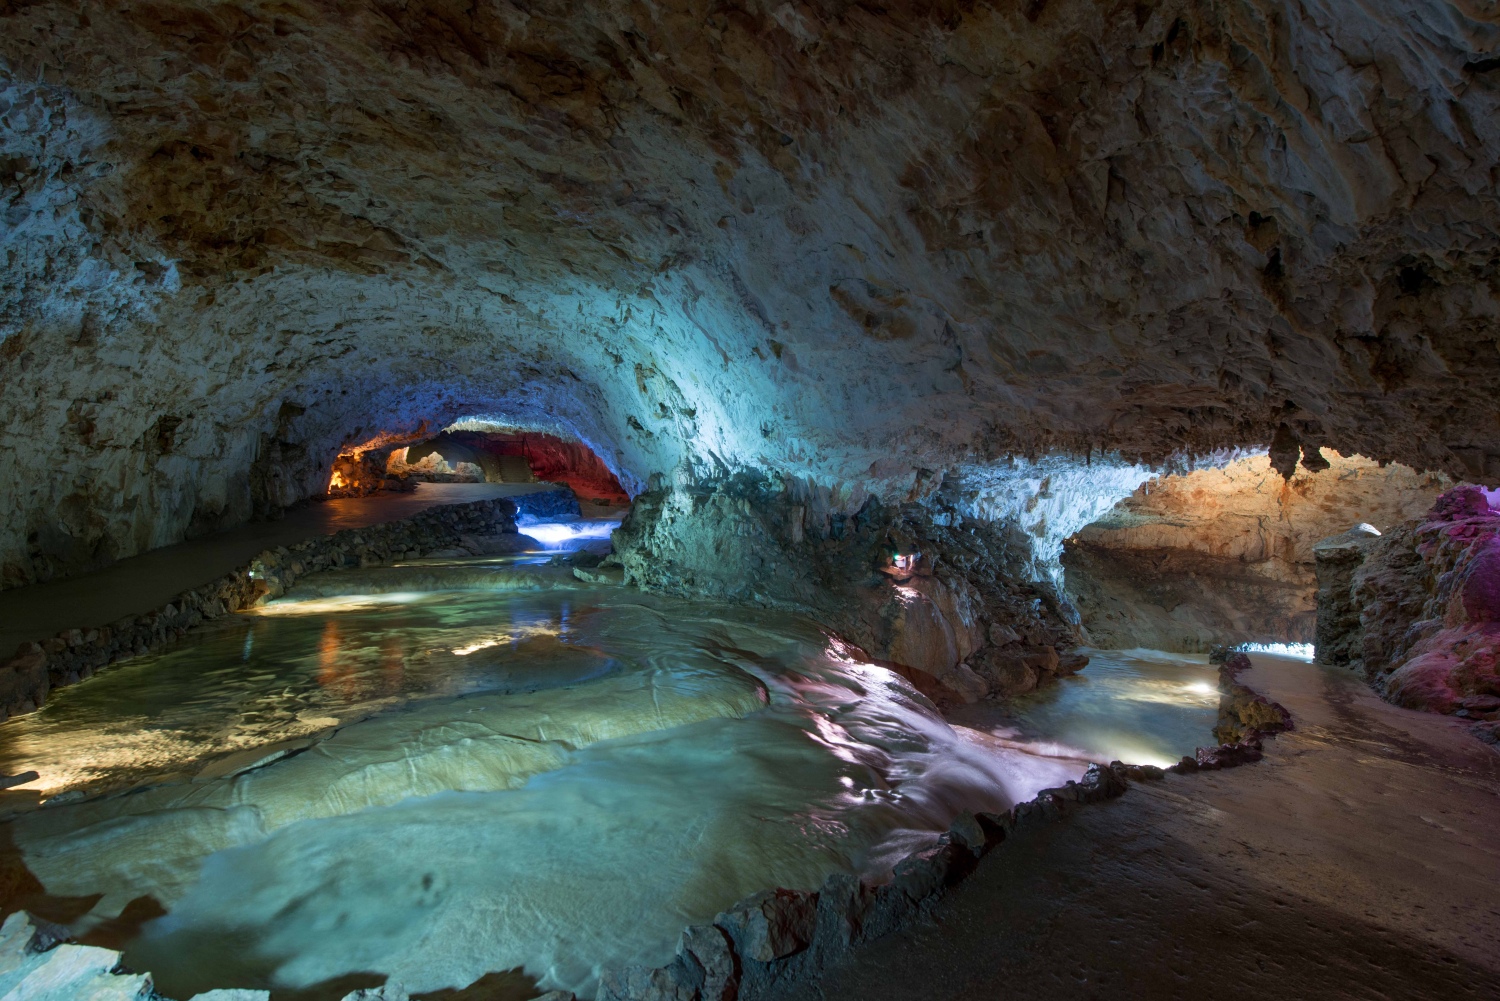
[2,0,1500,584]
[0,911,153,1001]
[1316,486,1500,720]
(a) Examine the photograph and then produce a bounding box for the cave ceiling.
[2,0,1499,566]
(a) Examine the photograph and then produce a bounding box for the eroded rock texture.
[1316,485,1500,721]
[1,0,1499,584]
[1064,451,1448,649]
[613,473,1086,703]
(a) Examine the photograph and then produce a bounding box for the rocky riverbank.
[585,651,1294,1001]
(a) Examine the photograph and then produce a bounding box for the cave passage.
[4,0,1500,998]
[1060,450,1451,653]
[329,427,631,509]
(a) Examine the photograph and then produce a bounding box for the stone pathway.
[0,484,558,655]
[774,654,1500,1001]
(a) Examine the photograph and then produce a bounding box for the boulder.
[1460,541,1500,623]
[714,888,817,963]
[595,958,701,1001]
[677,924,737,1001]
[965,644,1065,697]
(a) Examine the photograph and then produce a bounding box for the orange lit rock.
[1065,452,1450,650]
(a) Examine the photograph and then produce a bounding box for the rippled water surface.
[0,547,1222,1000]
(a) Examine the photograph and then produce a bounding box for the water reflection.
[0,558,1222,1000]
[2,566,1088,999]
[0,580,591,798]
[952,648,1221,768]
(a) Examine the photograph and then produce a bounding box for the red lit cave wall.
[392,431,629,505]
[507,433,629,504]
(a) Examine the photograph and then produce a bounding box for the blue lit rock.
[0,912,153,1001]
[2,1,1499,585]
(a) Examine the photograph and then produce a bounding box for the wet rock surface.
[590,648,1287,1001]
[612,474,1090,704]
[0,911,153,1001]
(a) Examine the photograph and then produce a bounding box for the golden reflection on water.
[0,584,585,800]
[956,647,1222,769]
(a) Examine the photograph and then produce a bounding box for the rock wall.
[0,497,519,721]
[1064,452,1450,650]
[1314,487,1500,737]
[613,473,1092,705]
[3,0,1500,587]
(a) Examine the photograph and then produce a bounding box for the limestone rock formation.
[2,0,1500,585]
[1315,486,1500,719]
[1064,451,1449,649]
[395,429,630,503]
[0,910,153,1001]
[611,472,1086,703]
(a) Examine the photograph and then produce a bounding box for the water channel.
[0,527,1224,999]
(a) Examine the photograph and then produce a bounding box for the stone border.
[587,650,1295,1001]
[0,498,519,722]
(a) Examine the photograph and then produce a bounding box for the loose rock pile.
[0,498,518,721]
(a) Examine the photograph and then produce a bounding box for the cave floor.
[776,654,1500,1001]
[0,483,563,655]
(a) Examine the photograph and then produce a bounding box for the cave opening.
[325,425,631,510]
[1059,449,1452,653]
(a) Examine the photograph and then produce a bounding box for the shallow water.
[952,648,1222,769]
[0,553,1222,1000]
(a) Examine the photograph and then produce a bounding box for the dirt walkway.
[777,654,1500,1001]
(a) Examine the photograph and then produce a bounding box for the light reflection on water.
[0,582,594,797]
[0,560,1221,1000]
[952,647,1221,769]
[516,516,620,548]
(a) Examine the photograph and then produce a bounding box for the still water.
[0,548,1222,999]
[963,648,1222,769]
